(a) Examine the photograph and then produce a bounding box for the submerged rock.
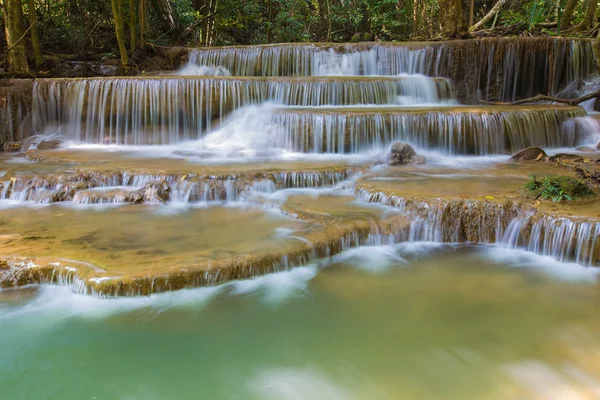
[510,146,547,161]
[548,153,585,163]
[575,146,596,152]
[388,142,426,166]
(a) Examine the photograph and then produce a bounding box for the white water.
[2,243,596,321]
[563,116,600,147]
[176,64,231,76]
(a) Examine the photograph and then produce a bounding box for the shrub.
[524,175,595,202]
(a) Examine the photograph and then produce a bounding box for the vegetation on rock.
[524,175,595,202]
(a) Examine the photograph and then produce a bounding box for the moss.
[524,175,595,202]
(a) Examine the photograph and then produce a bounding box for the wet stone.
[510,146,547,162]
[36,139,63,150]
[388,142,426,166]
[548,153,586,163]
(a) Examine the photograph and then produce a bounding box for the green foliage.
[6,0,598,60]
[525,175,595,202]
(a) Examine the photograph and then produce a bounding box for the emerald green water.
[1,244,600,399]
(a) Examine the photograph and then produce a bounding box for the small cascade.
[187,38,594,102]
[357,185,600,266]
[563,116,600,147]
[272,106,585,154]
[502,210,600,267]
[356,188,519,243]
[0,168,359,205]
[32,76,455,144]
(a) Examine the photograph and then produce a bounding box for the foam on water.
[229,265,317,305]
[480,246,600,283]
[175,64,231,76]
[562,116,600,147]
[330,245,408,273]
[250,368,355,400]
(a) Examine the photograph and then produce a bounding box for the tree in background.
[110,0,129,67]
[27,0,42,68]
[2,0,29,73]
[441,0,465,37]
[0,0,599,73]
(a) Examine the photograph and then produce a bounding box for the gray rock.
[388,142,425,166]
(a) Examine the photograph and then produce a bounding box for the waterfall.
[356,186,600,266]
[31,76,456,144]
[272,106,585,154]
[562,116,600,147]
[502,210,600,267]
[187,38,594,102]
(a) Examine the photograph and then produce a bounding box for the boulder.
[596,142,600,151]
[36,139,63,150]
[388,142,425,166]
[510,146,547,161]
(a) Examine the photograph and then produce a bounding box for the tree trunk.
[325,0,331,41]
[3,0,30,74]
[560,0,579,30]
[580,0,597,29]
[441,0,464,37]
[111,0,129,67]
[469,0,508,32]
[129,0,137,51]
[468,0,475,27]
[266,0,272,43]
[139,0,145,46]
[412,0,419,36]
[27,0,42,68]
[594,25,600,74]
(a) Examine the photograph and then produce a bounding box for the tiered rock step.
[32,75,455,144]
[0,153,367,204]
[271,105,585,154]
[355,163,600,266]
[184,37,594,102]
[0,195,409,296]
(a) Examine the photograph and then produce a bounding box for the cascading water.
[187,38,595,102]
[562,116,600,147]
[31,75,456,144]
[270,106,585,154]
[5,36,600,296]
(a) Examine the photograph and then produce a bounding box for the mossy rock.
[524,175,595,202]
[362,32,374,42]
[350,33,362,43]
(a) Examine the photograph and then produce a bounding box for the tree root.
[478,90,600,106]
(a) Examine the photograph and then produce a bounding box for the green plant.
[525,175,595,202]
